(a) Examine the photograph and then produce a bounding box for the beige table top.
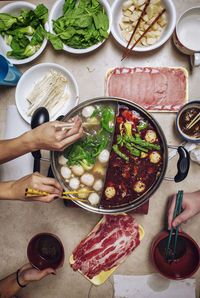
[0,0,200,297]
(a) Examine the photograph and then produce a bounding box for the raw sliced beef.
[71,214,140,279]
[105,67,188,111]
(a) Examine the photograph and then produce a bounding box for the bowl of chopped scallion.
[48,0,112,54]
[0,1,49,65]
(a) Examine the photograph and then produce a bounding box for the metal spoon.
[31,107,49,172]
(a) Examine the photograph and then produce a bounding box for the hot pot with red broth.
[51,97,189,214]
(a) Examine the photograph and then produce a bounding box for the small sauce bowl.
[176,101,200,143]
[27,233,65,270]
[151,231,200,280]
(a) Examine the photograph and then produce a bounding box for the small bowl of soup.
[27,233,65,270]
[151,231,200,280]
[176,101,200,143]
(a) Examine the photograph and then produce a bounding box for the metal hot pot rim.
[50,97,189,215]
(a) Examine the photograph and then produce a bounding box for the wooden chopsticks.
[186,112,200,130]
[121,7,166,61]
[164,190,183,263]
[25,188,93,202]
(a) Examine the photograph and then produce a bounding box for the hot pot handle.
[165,146,190,182]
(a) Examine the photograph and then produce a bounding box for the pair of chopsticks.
[121,1,166,61]
[55,122,97,131]
[25,188,93,202]
[164,190,183,263]
[186,112,200,130]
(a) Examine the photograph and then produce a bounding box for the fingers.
[31,174,63,194]
[168,195,176,230]
[172,210,191,228]
[37,268,56,279]
[30,194,57,203]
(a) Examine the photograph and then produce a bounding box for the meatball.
[58,155,68,165]
[149,151,161,163]
[80,173,94,186]
[88,193,100,205]
[82,105,95,118]
[69,178,80,190]
[93,179,103,191]
[105,186,116,199]
[61,166,71,179]
[98,149,110,163]
[145,130,157,143]
[78,187,90,199]
[71,165,84,176]
[133,181,146,193]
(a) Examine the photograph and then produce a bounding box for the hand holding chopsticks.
[164,190,183,263]
[25,188,93,203]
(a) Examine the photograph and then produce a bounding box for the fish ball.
[61,166,71,179]
[82,105,95,118]
[58,155,68,165]
[98,149,110,163]
[88,193,100,205]
[69,177,80,190]
[71,165,84,176]
[93,179,103,191]
[80,173,94,186]
[78,187,90,199]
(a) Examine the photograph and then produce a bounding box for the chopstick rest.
[164,190,183,263]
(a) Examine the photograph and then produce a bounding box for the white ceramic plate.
[15,63,79,124]
[49,0,112,54]
[0,1,48,65]
[111,0,176,52]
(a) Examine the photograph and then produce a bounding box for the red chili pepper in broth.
[122,110,138,128]
[117,116,123,123]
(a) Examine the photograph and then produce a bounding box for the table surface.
[0,0,200,297]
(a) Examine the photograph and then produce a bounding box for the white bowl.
[0,1,48,65]
[49,0,112,54]
[15,63,79,124]
[111,0,176,52]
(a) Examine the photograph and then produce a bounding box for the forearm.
[0,271,26,298]
[0,131,34,165]
[0,181,17,200]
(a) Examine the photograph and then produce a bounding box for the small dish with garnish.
[176,101,200,143]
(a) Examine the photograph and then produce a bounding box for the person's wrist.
[22,130,39,152]
[16,269,29,287]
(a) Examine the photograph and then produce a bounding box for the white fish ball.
[69,177,80,190]
[58,155,68,165]
[82,105,95,118]
[93,179,103,191]
[88,193,100,205]
[98,149,110,163]
[78,187,90,199]
[71,165,84,176]
[61,166,71,179]
[80,173,94,186]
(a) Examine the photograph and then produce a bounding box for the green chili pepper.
[137,121,148,132]
[125,143,140,157]
[112,144,129,161]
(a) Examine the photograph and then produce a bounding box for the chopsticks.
[164,190,183,263]
[186,112,200,130]
[54,122,98,131]
[121,8,166,61]
[25,188,93,202]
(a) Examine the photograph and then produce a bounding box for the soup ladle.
[31,107,49,173]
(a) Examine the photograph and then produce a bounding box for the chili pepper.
[125,143,140,157]
[112,144,129,161]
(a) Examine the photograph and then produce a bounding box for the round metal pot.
[50,97,189,214]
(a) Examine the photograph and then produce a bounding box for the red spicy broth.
[100,104,164,208]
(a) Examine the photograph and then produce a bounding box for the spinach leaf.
[0,13,17,31]
[100,107,114,133]
[34,4,48,25]
[46,32,63,50]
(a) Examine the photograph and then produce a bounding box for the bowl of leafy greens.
[48,0,112,54]
[0,1,49,64]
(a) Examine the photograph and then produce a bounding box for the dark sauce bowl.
[27,233,65,270]
[176,101,200,143]
[151,231,200,280]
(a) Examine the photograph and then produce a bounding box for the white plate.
[15,63,79,124]
[0,1,48,65]
[49,0,112,54]
[111,0,176,52]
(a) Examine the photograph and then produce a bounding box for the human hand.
[9,172,62,202]
[29,117,83,151]
[18,263,56,287]
[168,191,200,230]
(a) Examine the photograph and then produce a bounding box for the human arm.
[0,263,56,298]
[0,117,83,165]
[168,190,200,230]
[0,172,63,202]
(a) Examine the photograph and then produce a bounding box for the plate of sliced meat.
[69,214,144,285]
[105,67,188,112]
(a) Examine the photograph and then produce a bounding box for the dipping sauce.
[179,107,200,139]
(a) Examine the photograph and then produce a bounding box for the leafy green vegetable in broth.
[0,4,48,59]
[48,0,109,50]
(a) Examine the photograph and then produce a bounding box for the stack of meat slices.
[69,214,143,285]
